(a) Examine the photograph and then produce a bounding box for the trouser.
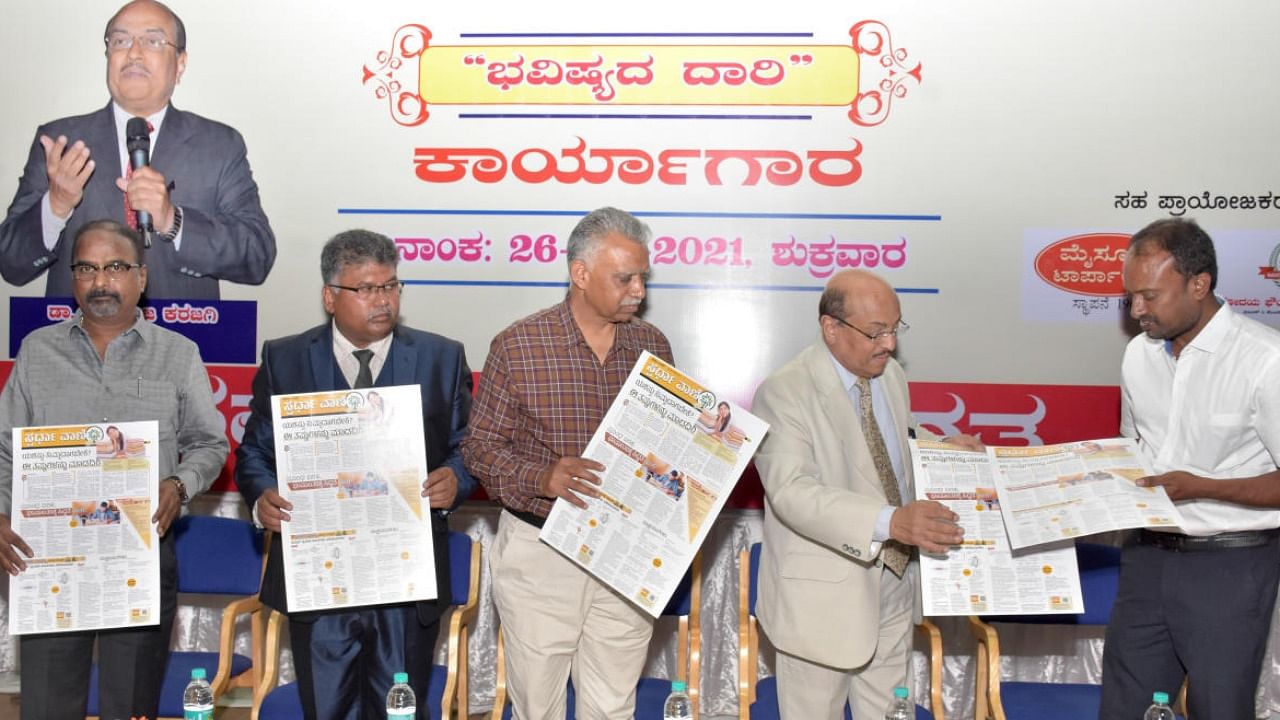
[774,563,915,719]
[291,603,437,720]
[490,510,654,720]
[1099,530,1280,719]
[20,530,177,720]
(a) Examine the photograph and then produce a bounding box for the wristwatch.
[166,476,190,504]
[158,206,183,243]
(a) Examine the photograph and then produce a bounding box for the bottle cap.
[191,668,207,680]
[1153,691,1169,704]
[894,686,908,699]
[394,672,409,684]
[671,680,687,693]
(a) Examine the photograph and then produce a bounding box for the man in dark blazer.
[0,0,275,300]
[236,229,474,720]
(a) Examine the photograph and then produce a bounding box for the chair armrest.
[251,609,288,720]
[915,620,945,720]
[968,616,1005,720]
[689,552,703,720]
[442,542,482,720]
[209,595,263,697]
[737,549,752,720]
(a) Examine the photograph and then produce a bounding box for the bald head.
[819,270,902,379]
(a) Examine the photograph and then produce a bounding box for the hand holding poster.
[540,352,768,617]
[910,439,1081,616]
[9,421,160,635]
[991,438,1182,550]
[271,385,436,612]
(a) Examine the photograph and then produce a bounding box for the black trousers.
[290,603,438,720]
[19,530,177,720]
[1099,530,1280,719]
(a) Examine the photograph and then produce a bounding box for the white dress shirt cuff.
[41,193,68,251]
[873,504,896,543]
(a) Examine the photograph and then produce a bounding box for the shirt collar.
[825,345,874,394]
[69,307,148,342]
[330,320,394,360]
[552,298,645,352]
[1168,298,1231,357]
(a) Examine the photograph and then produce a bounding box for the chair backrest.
[173,514,266,595]
[447,528,475,606]
[980,543,1122,625]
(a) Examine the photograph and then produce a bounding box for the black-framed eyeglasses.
[828,316,909,342]
[104,31,181,53]
[326,280,405,298]
[70,261,143,280]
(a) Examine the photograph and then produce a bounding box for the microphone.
[125,116,153,241]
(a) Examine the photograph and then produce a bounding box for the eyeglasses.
[327,280,405,297]
[70,261,143,280]
[828,316,909,342]
[104,31,181,53]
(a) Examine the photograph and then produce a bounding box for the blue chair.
[253,530,481,720]
[968,542,1121,720]
[490,554,703,719]
[87,514,266,719]
[738,543,944,720]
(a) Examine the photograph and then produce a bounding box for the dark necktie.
[353,349,374,389]
[857,376,909,577]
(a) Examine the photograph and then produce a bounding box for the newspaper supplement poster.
[910,439,1082,616]
[272,385,436,612]
[991,438,1183,550]
[540,351,768,617]
[9,421,160,635]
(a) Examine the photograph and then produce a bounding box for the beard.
[82,289,123,319]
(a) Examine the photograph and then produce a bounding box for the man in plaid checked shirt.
[462,207,674,719]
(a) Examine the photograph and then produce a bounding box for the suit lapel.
[308,325,340,391]
[389,327,418,387]
[805,344,882,493]
[151,104,189,167]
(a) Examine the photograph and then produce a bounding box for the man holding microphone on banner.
[0,0,276,300]
[463,207,674,719]
[0,219,227,720]
[751,269,979,719]
[237,229,475,720]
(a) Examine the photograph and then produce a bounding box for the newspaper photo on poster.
[991,438,1182,550]
[540,351,769,617]
[910,439,1082,616]
[272,385,435,612]
[9,421,160,635]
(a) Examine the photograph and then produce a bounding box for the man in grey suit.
[751,269,980,718]
[0,0,275,300]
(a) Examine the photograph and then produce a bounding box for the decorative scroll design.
[847,20,922,127]
[362,24,432,127]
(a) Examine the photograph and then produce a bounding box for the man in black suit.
[0,0,275,299]
[236,229,474,719]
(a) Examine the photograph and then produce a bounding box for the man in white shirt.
[0,0,275,299]
[1100,218,1280,718]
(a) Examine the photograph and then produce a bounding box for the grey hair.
[565,207,650,266]
[320,229,398,284]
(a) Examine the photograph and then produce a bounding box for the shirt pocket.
[117,379,180,444]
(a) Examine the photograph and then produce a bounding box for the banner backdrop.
[3,1,1280,453]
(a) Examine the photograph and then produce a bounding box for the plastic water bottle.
[386,671,416,718]
[663,680,693,720]
[1143,691,1175,720]
[182,667,214,720]
[884,686,912,720]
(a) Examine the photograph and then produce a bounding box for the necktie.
[857,376,910,577]
[352,349,374,389]
[123,120,155,231]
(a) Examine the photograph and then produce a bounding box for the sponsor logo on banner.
[1033,233,1128,297]
[8,297,258,364]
